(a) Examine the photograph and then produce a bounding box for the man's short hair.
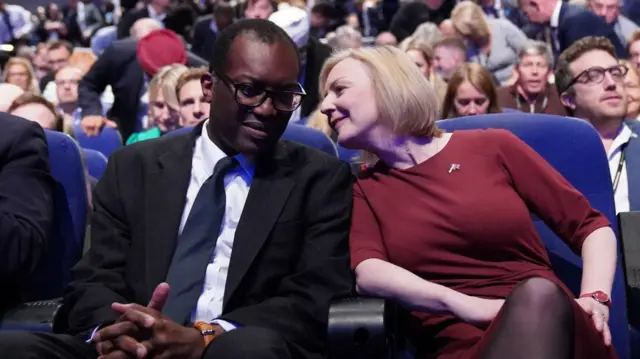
[176,67,209,99]
[7,93,64,132]
[433,36,467,55]
[554,36,616,95]
[47,39,74,54]
[517,40,554,68]
[210,18,300,75]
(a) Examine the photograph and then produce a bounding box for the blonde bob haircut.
[450,1,491,47]
[319,45,443,138]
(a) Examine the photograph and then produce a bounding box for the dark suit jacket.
[78,38,208,140]
[0,114,54,311]
[496,85,567,116]
[116,7,151,39]
[191,15,217,61]
[624,120,640,211]
[301,37,331,119]
[117,6,196,40]
[62,123,354,357]
[63,2,105,46]
[557,3,626,58]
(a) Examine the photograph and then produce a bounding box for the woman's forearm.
[355,258,467,314]
[580,226,617,296]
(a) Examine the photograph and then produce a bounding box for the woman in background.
[400,36,447,102]
[442,63,502,118]
[319,45,617,359]
[621,59,640,120]
[3,57,40,94]
[126,64,188,145]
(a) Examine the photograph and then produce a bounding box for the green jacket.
[125,127,162,145]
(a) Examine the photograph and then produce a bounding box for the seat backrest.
[169,124,339,157]
[74,124,122,158]
[26,131,87,300]
[438,113,631,359]
[83,148,108,179]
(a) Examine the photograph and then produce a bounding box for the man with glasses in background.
[555,36,640,213]
[0,18,353,359]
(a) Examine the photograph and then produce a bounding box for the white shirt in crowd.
[607,124,633,214]
[180,120,254,330]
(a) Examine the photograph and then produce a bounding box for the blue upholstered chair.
[328,113,633,359]
[73,124,122,158]
[0,131,88,331]
[83,149,108,180]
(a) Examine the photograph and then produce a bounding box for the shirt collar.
[609,123,634,157]
[494,0,502,10]
[147,5,166,21]
[550,0,562,28]
[200,120,255,178]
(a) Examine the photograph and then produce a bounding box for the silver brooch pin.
[448,163,461,174]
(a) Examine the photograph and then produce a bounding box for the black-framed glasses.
[566,65,629,89]
[215,72,306,112]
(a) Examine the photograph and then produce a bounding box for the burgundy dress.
[350,129,617,359]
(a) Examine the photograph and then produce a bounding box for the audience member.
[586,0,638,48]
[518,0,625,59]
[0,113,54,313]
[411,21,443,45]
[433,36,467,81]
[2,57,39,94]
[0,18,352,359]
[54,66,83,123]
[176,67,210,127]
[8,93,66,133]
[0,1,35,45]
[40,40,74,92]
[375,31,398,46]
[399,37,447,101]
[628,30,640,70]
[191,3,235,60]
[63,0,106,46]
[555,36,640,212]
[244,0,277,19]
[326,25,363,50]
[438,18,456,36]
[319,44,618,359]
[117,0,171,39]
[496,41,567,114]
[0,83,24,112]
[621,59,640,120]
[32,43,50,81]
[269,4,331,122]
[78,29,207,139]
[130,17,164,40]
[126,64,188,144]
[442,62,502,118]
[451,1,528,85]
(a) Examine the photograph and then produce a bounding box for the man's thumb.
[147,282,170,310]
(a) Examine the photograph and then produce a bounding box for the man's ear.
[201,73,214,103]
[560,92,576,110]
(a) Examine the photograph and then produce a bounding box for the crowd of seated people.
[1,0,640,358]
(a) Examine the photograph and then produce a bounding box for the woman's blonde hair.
[3,57,40,94]
[319,45,442,138]
[148,64,189,109]
[450,1,491,47]
[399,36,448,101]
[442,62,502,118]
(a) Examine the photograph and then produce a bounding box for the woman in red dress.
[318,45,619,359]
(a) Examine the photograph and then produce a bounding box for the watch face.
[593,291,610,303]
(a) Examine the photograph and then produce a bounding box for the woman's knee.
[509,277,573,314]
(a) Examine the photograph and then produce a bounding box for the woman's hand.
[575,297,611,346]
[447,292,505,327]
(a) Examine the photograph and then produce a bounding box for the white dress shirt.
[180,121,254,330]
[607,124,633,214]
[0,5,34,42]
[550,0,562,28]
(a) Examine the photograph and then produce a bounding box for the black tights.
[478,277,575,359]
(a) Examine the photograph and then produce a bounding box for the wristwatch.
[193,321,216,346]
[579,291,611,308]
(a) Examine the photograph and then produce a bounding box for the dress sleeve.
[349,180,389,269]
[495,130,611,253]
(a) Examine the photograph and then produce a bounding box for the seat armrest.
[617,212,640,327]
[0,298,63,332]
[328,297,396,359]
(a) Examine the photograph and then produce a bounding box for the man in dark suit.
[78,29,208,140]
[117,0,170,39]
[191,3,235,60]
[0,113,54,313]
[519,0,626,59]
[0,18,353,359]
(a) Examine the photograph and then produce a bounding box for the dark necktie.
[2,10,14,43]
[162,156,238,324]
[550,27,560,58]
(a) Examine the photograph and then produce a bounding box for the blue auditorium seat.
[436,113,630,359]
[74,124,122,158]
[328,113,632,359]
[83,148,108,179]
[28,131,87,302]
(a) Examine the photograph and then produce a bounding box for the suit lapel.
[144,127,200,292]
[223,143,295,309]
[624,121,640,211]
